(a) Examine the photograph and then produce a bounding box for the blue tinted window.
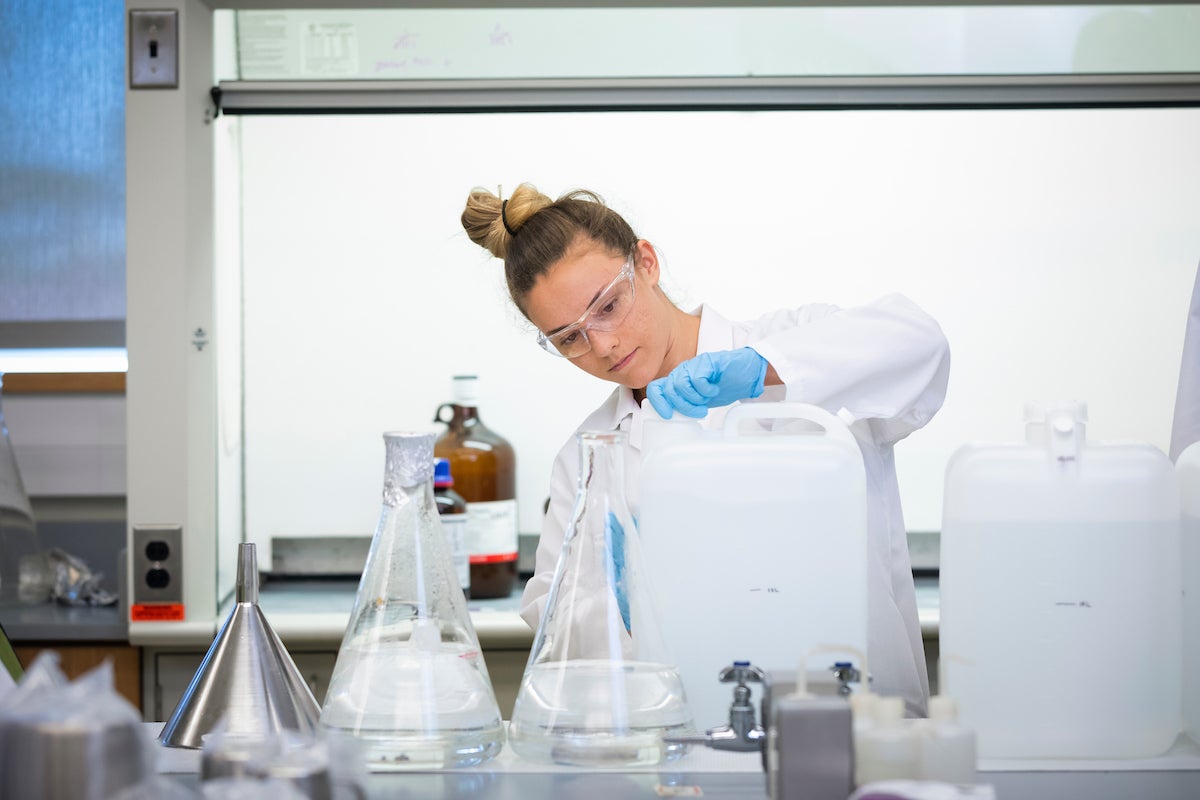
[0,0,125,345]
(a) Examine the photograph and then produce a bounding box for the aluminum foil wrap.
[382,431,435,500]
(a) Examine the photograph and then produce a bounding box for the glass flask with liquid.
[0,374,41,605]
[508,430,694,767]
[319,432,504,770]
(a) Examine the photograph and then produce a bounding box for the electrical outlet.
[129,10,178,89]
[132,525,183,604]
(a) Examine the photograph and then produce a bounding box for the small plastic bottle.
[433,458,470,599]
[919,695,977,784]
[855,696,919,784]
[848,690,877,787]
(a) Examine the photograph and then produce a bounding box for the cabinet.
[13,643,141,711]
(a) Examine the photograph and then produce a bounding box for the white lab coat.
[1171,262,1200,462]
[521,293,951,716]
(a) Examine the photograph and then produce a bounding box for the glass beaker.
[0,374,40,604]
[319,432,504,770]
[508,431,694,767]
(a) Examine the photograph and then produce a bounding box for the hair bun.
[460,183,552,259]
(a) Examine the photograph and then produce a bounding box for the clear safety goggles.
[536,255,637,359]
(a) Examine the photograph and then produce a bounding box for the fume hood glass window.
[232,107,1200,544]
[0,0,125,371]
[215,5,1200,82]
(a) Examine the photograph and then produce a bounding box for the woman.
[461,183,950,716]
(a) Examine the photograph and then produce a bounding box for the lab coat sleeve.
[1171,261,1200,461]
[749,293,950,445]
[519,435,577,630]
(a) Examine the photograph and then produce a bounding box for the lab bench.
[2,575,945,720]
[145,722,1200,800]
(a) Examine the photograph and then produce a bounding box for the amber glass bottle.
[434,375,518,599]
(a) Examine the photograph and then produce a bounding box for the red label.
[469,552,518,565]
[131,603,185,622]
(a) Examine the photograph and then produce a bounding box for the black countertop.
[0,600,126,642]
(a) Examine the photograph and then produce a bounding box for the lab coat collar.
[595,305,737,448]
[694,303,739,355]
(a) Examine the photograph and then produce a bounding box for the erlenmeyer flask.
[0,374,40,604]
[320,431,504,769]
[509,430,694,766]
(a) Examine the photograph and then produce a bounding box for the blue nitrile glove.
[605,511,631,632]
[646,347,769,419]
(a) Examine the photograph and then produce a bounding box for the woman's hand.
[646,347,768,419]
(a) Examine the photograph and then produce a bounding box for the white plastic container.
[638,401,868,731]
[849,691,878,787]
[856,696,920,784]
[919,695,977,784]
[940,402,1182,759]
[1178,440,1200,744]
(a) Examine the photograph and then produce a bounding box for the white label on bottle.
[467,499,518,564]
[440,514,470,592]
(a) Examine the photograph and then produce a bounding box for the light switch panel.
[129,10,178,89]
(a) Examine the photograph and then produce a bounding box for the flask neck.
[382,432,436,506]
[576,431,627,495]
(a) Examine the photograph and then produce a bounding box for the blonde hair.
[461,183,638,316]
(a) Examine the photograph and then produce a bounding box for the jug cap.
[451,374,480,407]
[1024,401,1088,425]
[928,695,958,723]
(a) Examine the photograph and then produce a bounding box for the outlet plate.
[132,524,183,604]
[129,10,178,89]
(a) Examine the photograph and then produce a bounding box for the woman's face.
[523,239,674,390]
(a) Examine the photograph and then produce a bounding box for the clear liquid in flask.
[509,660,692,766]
[321,620,503,769]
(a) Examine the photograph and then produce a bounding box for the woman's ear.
[635,239,660,285]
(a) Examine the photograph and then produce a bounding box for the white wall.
[233,107,1200,548]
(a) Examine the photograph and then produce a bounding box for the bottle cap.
[849,691,877,721]
[875,696,905,727]
[434,457,453,487]
[452,375,480,407]
[928,694,958,723]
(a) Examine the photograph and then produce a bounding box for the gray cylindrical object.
[0,716,151,800]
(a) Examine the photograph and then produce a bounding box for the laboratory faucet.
[666,661,768,752]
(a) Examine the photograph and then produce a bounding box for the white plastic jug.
[940,402,1182,759]
[1178,440,1200,744]
[638,401,868,731]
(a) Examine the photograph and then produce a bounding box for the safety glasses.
[536,255,637,359]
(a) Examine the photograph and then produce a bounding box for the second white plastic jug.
[941,402,1182,759]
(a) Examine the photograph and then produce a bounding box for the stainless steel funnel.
[158,542,321,748]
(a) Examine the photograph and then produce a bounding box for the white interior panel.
[237,108,1200,544]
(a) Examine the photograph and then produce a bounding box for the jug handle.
[721,402,858,450]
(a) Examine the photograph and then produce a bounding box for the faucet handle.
[831,661,862,695]
[719,661,765,686]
